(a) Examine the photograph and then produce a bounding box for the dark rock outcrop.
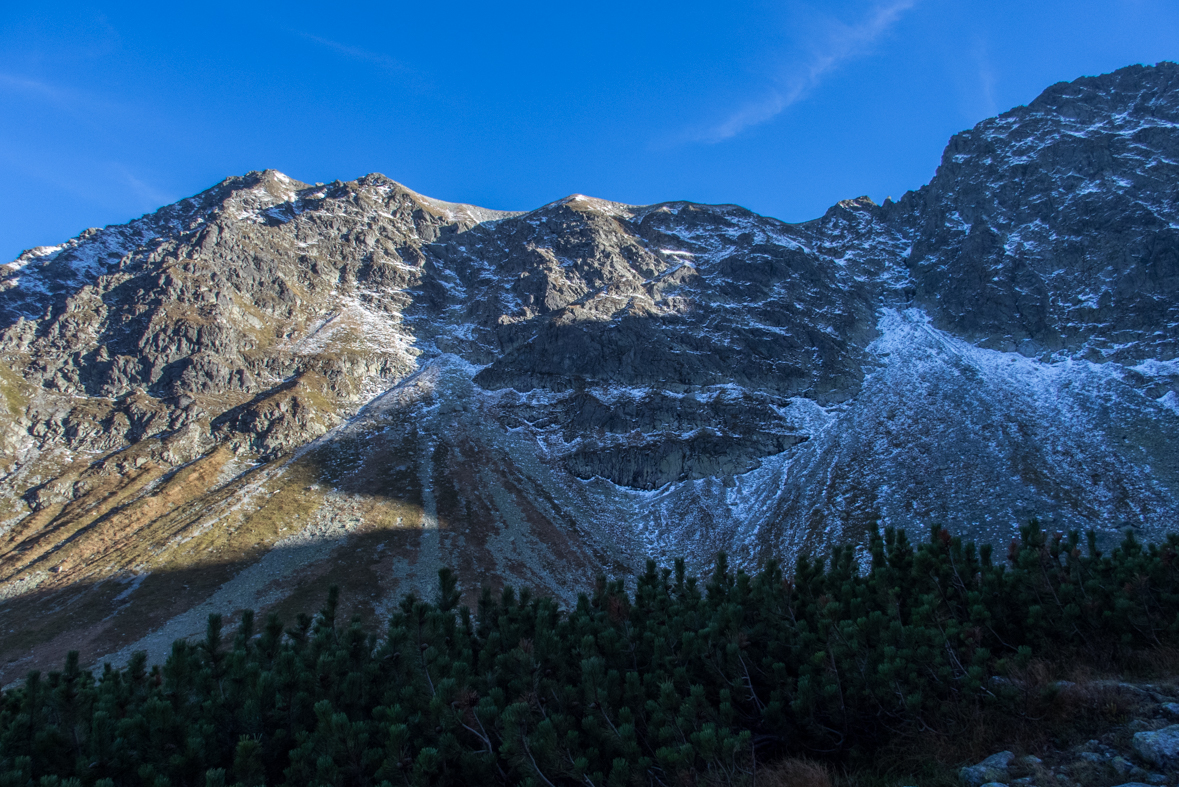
[1,63,1178,679]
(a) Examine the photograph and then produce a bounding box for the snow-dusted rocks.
[1,62,1178,679]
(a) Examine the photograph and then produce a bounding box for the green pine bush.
[1,523,1176,786]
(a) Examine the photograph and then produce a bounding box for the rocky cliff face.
[901,64,1179,359]
[1,62,1177,680]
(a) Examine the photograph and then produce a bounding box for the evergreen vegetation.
[2,523,1177,787]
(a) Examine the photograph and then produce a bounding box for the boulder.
[960,751,1014,787]
[1132,725,1179,769]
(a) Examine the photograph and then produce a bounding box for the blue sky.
[2,0,1178,261]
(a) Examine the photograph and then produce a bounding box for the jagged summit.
[1,63,1178,680]
[1026,60,1179,115]
[897,61,1179,359]
[834,196,878,210]
[539,193,637,217]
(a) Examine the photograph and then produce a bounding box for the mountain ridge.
[0,61,1177,680]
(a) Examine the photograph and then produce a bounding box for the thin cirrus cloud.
[291,32,437,96]
[695,0,919,144]
[0,71,117,115]
[0,73,173,218]
[293,32,431,83]
[970,38,1000,119]
[110,164,174,209]
[0,70,147,128]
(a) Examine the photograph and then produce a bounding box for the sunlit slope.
[1,63,1178,678]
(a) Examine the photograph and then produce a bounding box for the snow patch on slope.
[570,308,1179,571]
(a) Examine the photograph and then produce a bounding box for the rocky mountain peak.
[1027,60,1179,118]
[833,195,879,211]
[895,61,1179,360]
[1,63,1177,681]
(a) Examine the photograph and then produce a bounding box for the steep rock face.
[0,63,1177,681]
[462,198,893,488]
[0,172,509,457]
[896,63,1179,360]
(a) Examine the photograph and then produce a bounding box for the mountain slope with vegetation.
[0,63,1177,681]
[2,525,1178,786]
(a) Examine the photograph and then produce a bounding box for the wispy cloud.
[971,39,999,119]
[0,71,131,118]
[294,32,417,76]
[290,31,436,97]
[0,72,69,100]
[0,72,93,109]
[0,140,174,224]
[111,165,173,208]
[0,70,174,229]
[694,0,918,143]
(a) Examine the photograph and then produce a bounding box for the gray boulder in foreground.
[960,751,1014,787]
[1132,725,1179,768]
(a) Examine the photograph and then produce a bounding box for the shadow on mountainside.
[0,400,613,685]
[9,62,1179,695]
[0,524,512,687]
